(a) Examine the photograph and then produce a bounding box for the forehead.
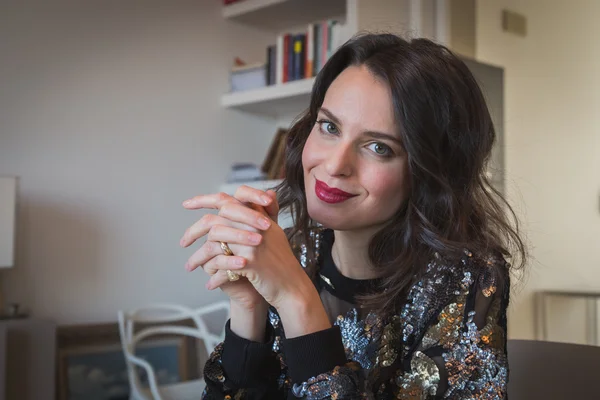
[321,65,397,131]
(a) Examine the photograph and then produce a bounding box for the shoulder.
[427,248,510,300]
[397,248,510,345]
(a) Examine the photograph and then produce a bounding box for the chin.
[307,197,360,231]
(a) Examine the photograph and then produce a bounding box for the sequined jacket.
[202,228,510,399]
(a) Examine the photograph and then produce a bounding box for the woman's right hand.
[180,188,279,340]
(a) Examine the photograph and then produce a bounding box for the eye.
[317,120,338,134]
[367,142,393,157]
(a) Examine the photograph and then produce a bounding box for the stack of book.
[230,62,267,92]
[266,20,346,86]
[225,163,266,183]
[229,19,347,92]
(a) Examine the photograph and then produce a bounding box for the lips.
[315,179,356,204]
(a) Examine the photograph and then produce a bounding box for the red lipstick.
[315,179,356,204]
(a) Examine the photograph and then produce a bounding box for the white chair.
[117,302,230,400]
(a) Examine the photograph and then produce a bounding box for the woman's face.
[302,65,409,231]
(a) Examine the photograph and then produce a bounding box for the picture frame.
[261,127,288,179]
[56,322,200,400]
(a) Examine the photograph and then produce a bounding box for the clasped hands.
[179,186,323,324]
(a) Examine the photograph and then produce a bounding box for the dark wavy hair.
[277,33,527,314]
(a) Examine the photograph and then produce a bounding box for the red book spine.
[283,34,291,83]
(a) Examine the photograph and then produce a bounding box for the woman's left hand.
[182,186,317,312]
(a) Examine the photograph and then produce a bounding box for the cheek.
[363,163,409,206]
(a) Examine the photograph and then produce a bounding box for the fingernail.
[259,218,271,229]
[205,282,211,290]
[180,237,186,247]
[249,234,261,245]
[261,196,270,205]
[182,199,191,206]
[184,262,191,271]
[234,257,245,266]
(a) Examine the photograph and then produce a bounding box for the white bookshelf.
[221,78,315,117]
[222,0,347,32]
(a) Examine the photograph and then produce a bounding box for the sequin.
[379,315,401,367]
[269,308,281,329]
[273,335,281,352]
[291,364,362,399]
[335,308,383,369]
[395,351,440,399]
[320,273,336,289]
[443,312,508,398]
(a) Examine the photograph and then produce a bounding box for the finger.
[180,213,259,248]
[207,225,263,247]
[263,190,279,221]
[189,251,247,275]
[233,185,273,208]
[219,202,272,231]
[182,192,241,210]
[205,269,234,290]
[185,241,246,272]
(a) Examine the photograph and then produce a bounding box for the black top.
[202,227,510,399]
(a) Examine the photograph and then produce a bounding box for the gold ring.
[226,269,240,282]
[219,242,240,281]
[220,241,234,256]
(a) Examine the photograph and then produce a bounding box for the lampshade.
[0,176,17,268]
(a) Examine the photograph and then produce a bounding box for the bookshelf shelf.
[223,0,346,32]
[221,77,315,117]
[219,179,284,195]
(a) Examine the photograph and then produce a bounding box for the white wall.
[477,0,600,342]
[0,0,277,324]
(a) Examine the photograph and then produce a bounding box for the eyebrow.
[319,107,403,146]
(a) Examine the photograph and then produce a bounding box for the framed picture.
[57,322,200,400]
[261,128,288,179]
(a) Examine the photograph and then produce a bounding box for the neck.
[330,228,380,280]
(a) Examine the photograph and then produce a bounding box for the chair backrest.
[507,339,600,399]
[117,302,230,399]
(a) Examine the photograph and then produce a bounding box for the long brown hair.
[277,33,527,314]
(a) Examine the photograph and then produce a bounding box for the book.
[293,34,306,81]
[321,21,329,68]
[276,34,284,85]
[285,34,293,82]
[314,23,322,74]
[305,23,314,78]
[266,45,276,85]
[230,63,266,92]
[327,20,337,60]
[226,163,266,183]
[283,34,292,83]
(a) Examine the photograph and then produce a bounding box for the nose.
[324,141,354,177]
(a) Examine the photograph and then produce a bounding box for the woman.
[180,33,526,399]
